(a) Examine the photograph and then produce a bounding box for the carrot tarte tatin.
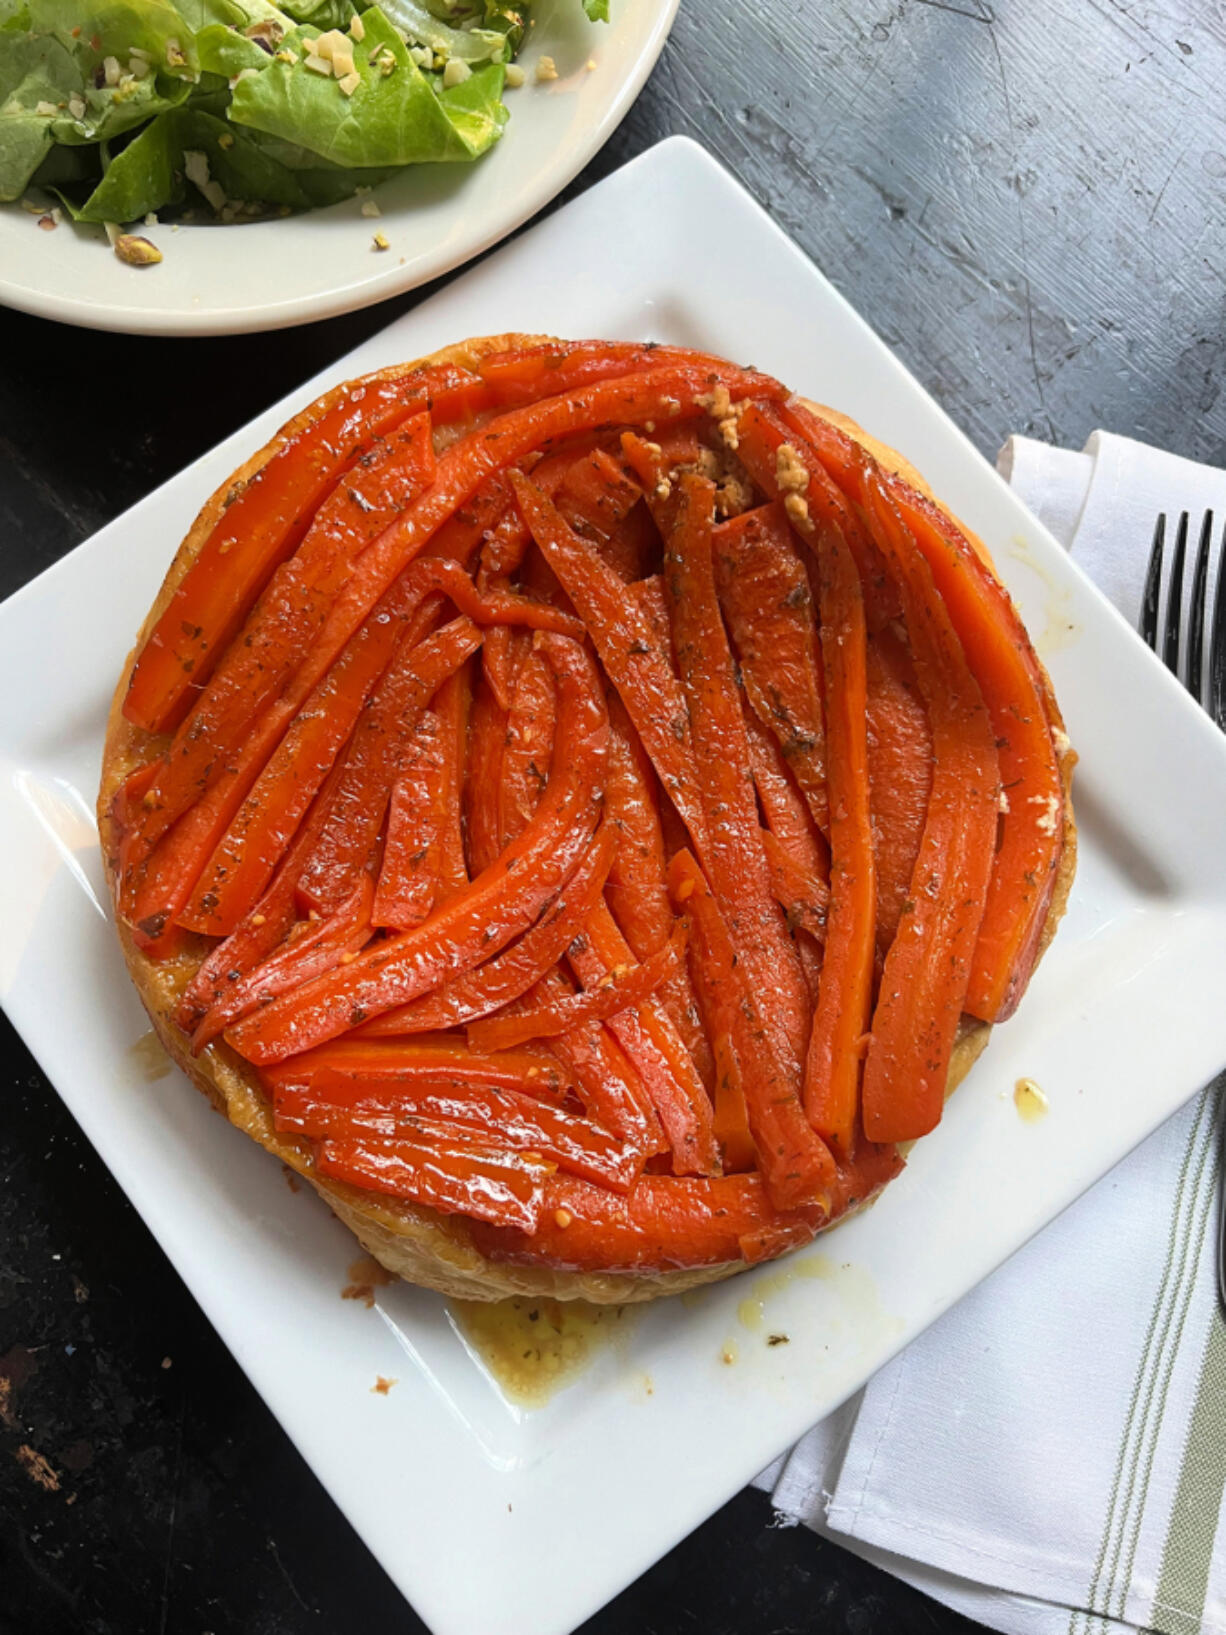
[98,334,1076,1303]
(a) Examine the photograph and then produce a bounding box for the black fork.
[1141,510,1226,723]
[1140,511,1226,1318]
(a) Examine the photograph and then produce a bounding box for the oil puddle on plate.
[450,1296,635,1408]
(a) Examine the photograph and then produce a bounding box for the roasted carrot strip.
[602,693,673,958]
[865,626,933,947]
[318,1135,545,1231]
[508,468,710,858]
[121,702,290,955]
[802,512,876,1155]
[761,829,828,943]
[554,447,653,580]
[666,846,837,1205]
[497,645,556,847]
[273,1080,641,1193]
[126,414,439,868]
[569,903,719,1178]
[469,925,686,1053]
[261,1037,572,1097]
[432,664,472,902]
[464,676,508,877]
[713,499,830,835]
[360,822,617,1036]
[664,474,813,1098]
[780,399,1065,1021]
[468,1172,823,1273]
[124,380,447,733]
[224,635,608,1063]
[372,711,443,932]
[550,1021,663,1154]
[858,476,1000,1141]
[160,570,437,937]
[741,707,830,885]
[292,617,482,921]
[191,875,374,1052]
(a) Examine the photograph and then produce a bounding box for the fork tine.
[1141,514,1165,650]
[1210,517,1226,728]
[1162,511,1189,673]
[1187,511,1213,704]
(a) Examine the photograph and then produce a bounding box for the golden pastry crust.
[99,336,1077,1304]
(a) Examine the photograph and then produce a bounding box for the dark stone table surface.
[3,2,1223,1631]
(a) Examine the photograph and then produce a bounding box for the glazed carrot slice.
[191,875,374,1052]
[508,468,710,858]
[602,692,673,959]
[126,414,439,867]
[292,616,483,920]
[468,925,687,1053]
[760,829,828,942]
[865,626,933,948]
[273,1080,641,1193]
[550,1021,664,1154]
[569,903,719,1178]
[859,474,1000,1142]
[172,747,357,1029]
[468,1172,823,1273]
[802,512,876,1156]
[555,447,653,581]
[432,664,472,902]
[666,851,757,1175]
[124,380,444,734]
[261,1037,573,1097]
[741,707,830,886]
[464,676,508,877]
[713,499,830,836]
[780,399,1065,1022]
[318,1135,546,1231]
[664,475,812,1087]
[372,711,444,932]
[122,702,290,955]
[161,570,438,937]
[667,847,836,1205]
[497,645,556,846]
[224,634,608,1063]
[360,822,617,1036]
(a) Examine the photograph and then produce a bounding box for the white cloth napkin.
[753,430,1226,1635]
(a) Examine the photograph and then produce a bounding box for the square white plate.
[5,136,1226,1635]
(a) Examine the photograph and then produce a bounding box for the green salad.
[0,0,606,236]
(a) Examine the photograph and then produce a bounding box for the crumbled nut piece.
[304,52,332,75]
[165,36,185,67]
[348,10,365,40]
[102,54,121,85]
[67,93,86,120]
[35,99,57,116]
[774,441,809,494]
[338,68,360,95]
[442,57,471,88]
[218,132,234,149]
[372,231,390,251]
[113,233,163,266]
[535,54,558,81]
[360,198,381,218]
[784,491,810,526]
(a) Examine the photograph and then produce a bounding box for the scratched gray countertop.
[1,4,1223,1633]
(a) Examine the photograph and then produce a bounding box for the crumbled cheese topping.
[67,93,86,121]
[505,62,525,87]
[442,57,471,88]
[35,99,57,116]
[998,789,1010,814]
[360,197,381,217]
[535,54,558,81]
[348,10,365,40]
[338,68,360,95]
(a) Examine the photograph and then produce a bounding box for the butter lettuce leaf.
[378,0,509,64]
[228,6,505,167]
